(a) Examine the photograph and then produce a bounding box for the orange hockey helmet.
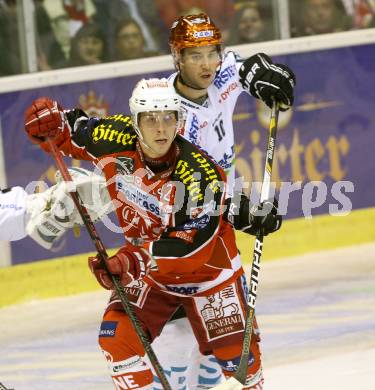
[169,13,223,55]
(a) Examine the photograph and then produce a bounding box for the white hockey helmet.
[129,78,182,140]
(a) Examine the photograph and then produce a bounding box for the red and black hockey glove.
[88,242,152,290]
[24,97,67,145]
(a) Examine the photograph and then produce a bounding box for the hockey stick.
[213,101,280,390]
[46,139,172,390]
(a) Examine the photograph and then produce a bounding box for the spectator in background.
[51,14,71,60]
[67,22,107,67]
[226,2,274,45]
[0,0,21,76]
[92,0,165,58]
[113,18,160,61]
[291,0,352,37]
[352,0,375,29]
[43,0,97,66]
[35,0,66,70]
[63,0,89,27]
[0,0,65,75]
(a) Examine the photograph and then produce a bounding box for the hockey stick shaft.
[234,102,280,384]
[47,139,172,390]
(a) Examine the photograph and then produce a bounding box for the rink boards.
[0,32,375,306]
[1,207,375,307]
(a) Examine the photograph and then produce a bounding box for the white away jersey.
[169,51,245,191]
[0,187,27,241]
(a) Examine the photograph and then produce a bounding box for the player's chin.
[198,75,214,88]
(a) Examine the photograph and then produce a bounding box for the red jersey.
[54,110,243,296]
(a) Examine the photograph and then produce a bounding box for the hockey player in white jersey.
[0,186,30,242]
[0,167,111,248]
[169,13,295,190]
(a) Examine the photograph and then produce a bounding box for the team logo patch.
[216,354,255,372]
[116,156,134,175]
[116,180,161,216]
[188,113,200,145]
[214,64,237,89]
[193,30,214,38]
[191,17,206,24]
[175,215,210,231]
[196,285,245,341]
[123,280,151,308]
[165,285,199,295]
[168,229,197,243]
[111,355,143,375]
[99,321,118,337]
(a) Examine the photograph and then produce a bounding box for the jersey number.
[214,120,225,142]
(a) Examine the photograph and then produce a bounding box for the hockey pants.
[99,276,263,389]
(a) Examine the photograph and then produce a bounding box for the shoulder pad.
[174,136,224,203]
[90,114,137,149]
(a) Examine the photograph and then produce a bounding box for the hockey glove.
[26,168,113,250]
[239,53,296,111]
[24,97,67,144]
[88,243,152,290]
[224,194,282,236]
[247,198,282,235]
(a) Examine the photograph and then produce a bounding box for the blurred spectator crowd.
[0,0,374,76]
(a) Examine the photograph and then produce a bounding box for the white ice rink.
[1,243,374,390]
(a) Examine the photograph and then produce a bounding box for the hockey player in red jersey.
[19,14,294,389]
[24,79,281,389]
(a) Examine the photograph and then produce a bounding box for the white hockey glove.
[26,167,113,249]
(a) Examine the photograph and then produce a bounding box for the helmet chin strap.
[137,133,160,157]
[140,139,160,157]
